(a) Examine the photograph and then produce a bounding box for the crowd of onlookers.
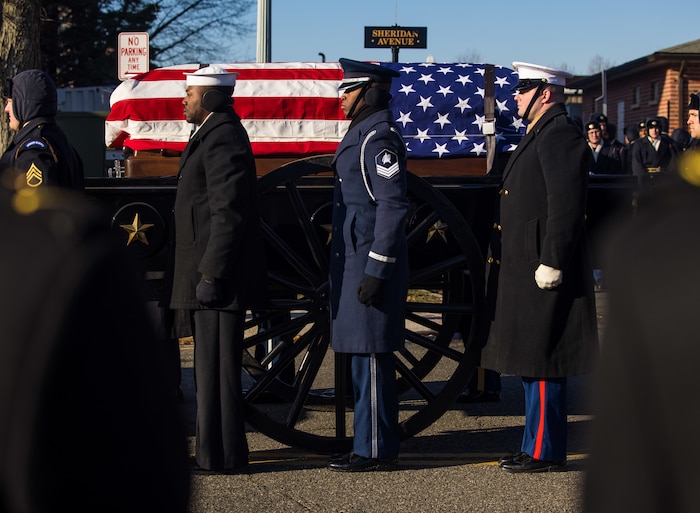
[576,112,694,177]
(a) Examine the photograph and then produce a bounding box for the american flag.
[382,62,524,158]
[105,62,524,158]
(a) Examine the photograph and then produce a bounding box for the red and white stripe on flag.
[105,62,347,156]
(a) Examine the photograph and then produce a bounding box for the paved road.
[178,291,606,513]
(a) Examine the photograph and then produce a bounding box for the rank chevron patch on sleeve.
[375,149,399,179]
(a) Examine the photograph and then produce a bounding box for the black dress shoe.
[498,451,527,467]
[328,452,352,464]
[328,453,398,472]
[500,453,565,473]
[190,464,249,475]
[456,390,501,403]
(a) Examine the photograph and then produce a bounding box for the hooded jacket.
[0,70,83,190]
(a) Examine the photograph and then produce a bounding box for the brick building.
[568,39,700,141]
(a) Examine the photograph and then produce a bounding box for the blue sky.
[235,0,699,75]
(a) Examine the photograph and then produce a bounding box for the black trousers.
[191,309,248,470]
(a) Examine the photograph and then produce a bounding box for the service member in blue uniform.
[480,62,598,473]
[0,69,83,190]
[168,66,267,473]
[327,58,408,473]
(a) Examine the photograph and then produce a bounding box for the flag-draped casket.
[105,61,525,165]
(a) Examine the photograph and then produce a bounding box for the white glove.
[535,264,563,289]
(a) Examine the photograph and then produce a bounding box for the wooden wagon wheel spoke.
[243,308,312,349]
[243,312,320,401]
[402,330,465,362]
[394,357,437,402]
[283,179,330,279]
[284,329,329,428]
[260,220,320,287]
[410,254,468,284]
[405,209,441,247]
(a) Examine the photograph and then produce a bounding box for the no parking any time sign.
[118,32,149,80]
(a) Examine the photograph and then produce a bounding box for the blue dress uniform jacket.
[480,103,598,378]
[330,109,409,354]
[169,109,267,312]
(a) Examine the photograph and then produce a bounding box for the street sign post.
[118,32,149,80]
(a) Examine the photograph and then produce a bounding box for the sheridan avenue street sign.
[364,26,427,49]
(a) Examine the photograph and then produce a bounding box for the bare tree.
[149,0,256,66]
[38,0,256,85]
[41,1,158,87]
[456,49,481,64]
[588,54,616,75]
[0,0,41,150]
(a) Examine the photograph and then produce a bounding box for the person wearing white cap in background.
[166,65,268,473]
[479,62,598,472]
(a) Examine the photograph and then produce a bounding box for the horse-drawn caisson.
[93,61,635,453]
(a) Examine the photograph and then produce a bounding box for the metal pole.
[256,0,271,63]
[601,69,607,117]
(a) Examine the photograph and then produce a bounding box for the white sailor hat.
[184,65,239,87]
[511,61,573,92]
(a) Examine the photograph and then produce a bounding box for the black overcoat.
[584,173,700,512]
[0,186,189,513]
[589,141,624,174]
[480,103,598,378]
[631,136,677,176]
[169,109,267,311]
[329,109,409,354]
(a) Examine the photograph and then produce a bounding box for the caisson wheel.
[242,155,485,454]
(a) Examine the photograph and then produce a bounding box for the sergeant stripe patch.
[26,163,43,187]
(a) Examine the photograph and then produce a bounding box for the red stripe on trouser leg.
[533,380,546,460]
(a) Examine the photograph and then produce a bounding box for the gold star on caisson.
[120,213,154,246]
[426,220,449,243]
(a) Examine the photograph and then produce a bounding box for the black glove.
[357,275,385,306]
[196,275,223,307]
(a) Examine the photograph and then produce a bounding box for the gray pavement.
[179,291,606,513]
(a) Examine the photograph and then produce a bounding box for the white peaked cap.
[512,61,573,86]
[184,65,239,86]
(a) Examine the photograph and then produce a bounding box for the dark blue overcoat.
[329,109,409,354]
